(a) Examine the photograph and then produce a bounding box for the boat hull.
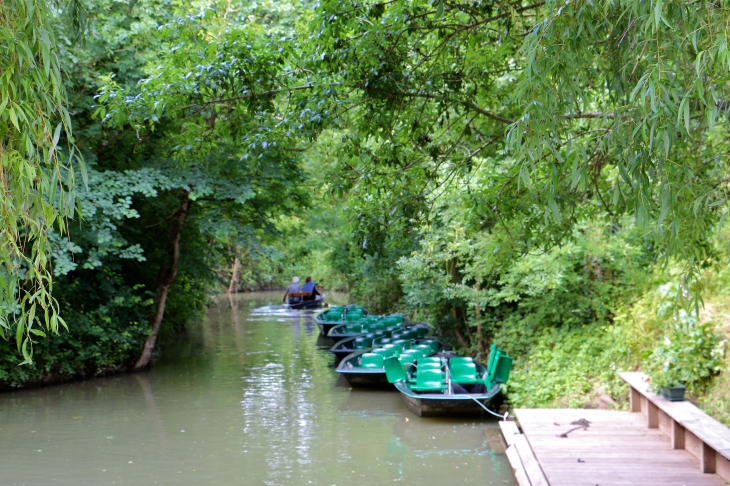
[394,382,501,417]
[339,369,392,388]
[314,306,369,336]
[317,321,340,337]
[286,298,325,310]
[331,346,354,365]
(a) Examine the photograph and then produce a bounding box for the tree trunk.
[454,327,470,351]
[134,193,191,370]
[475,282,483,353]
[228,256,240,293]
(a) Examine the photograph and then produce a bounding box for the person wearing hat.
[283,277,301,303]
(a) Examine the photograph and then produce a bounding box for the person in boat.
[301,276,321,301]
[283,277,301,303]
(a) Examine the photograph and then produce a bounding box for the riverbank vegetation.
[2,0,730,421]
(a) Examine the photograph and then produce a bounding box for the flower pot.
[661,383,686,402]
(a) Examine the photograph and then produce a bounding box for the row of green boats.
[315,305,513,417]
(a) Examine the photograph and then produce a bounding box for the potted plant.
[660,382,686,402]
[647,363,685,401]
[646,303,725,402]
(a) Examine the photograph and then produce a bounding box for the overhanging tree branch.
[183,84,315,110]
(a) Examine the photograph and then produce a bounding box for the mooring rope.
[469,396,509,421]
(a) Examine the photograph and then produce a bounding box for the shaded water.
[0,292,515,485]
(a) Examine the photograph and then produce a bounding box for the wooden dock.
[500,372,730,486]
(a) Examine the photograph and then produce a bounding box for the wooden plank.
[702,442,717,474]
[717,454,730,483]
[505,444,532,486]
[513,434,549,486]
[499,420,522,447]
[515,408,723,486]
[672,420,685,450]
[647,400,659,428]
[619,371,730,461]
[630,386,641,412]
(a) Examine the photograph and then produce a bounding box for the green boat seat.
[492,355,513,385]
[404,329,419,339]
[400,349,424,361]
[450,356,474,365]
[382,343,405,355]
[372,322,385,332]
[354,337,372,350]
[485,345,513,388]
[384,357,407,383]
[345,323,362,333]
[387,315,404,325]
[414,326,429,338]
[412,344,433,355]
[372,347,398,358]
[417,356,441,364]
[486,344,500,373]
[450,362,478,385]
[398,354,416,366]
[410,369,446,393]
[360,353,384,369]
[416,362,442,371]
[372,330,387,340]
[419,339,439,353]
[391,339,409,347]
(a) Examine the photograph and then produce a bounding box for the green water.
[0,292,515,485]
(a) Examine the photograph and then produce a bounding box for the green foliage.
[509,0,730,294]
[0,0,84,362]
[645,284,726,391]
[0,269,149,386]
[506,324,628,409]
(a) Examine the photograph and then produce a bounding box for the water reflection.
[0,291,514,486]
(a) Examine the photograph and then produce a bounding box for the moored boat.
[384,345,513,417]
[314,305,369,336]
[329,323,433,364]
[326,314,408,342]
[336,335,447,387]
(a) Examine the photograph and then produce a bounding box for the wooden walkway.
[504,408,724,486]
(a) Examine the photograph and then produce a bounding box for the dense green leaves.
[0,0,85,362]
[509,1,730,288]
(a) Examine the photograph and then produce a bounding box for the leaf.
[52,123,62,149]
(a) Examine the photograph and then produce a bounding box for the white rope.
[469,396,509,420]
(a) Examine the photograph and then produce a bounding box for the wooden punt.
[335,335,446,387]
[328,322,432,364]
[313,305,369,336]
[384,345,513,417]
[326,314,409,342]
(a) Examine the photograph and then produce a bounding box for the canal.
[0,292,515,485]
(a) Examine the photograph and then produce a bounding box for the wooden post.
[647,401,659,429]
[671,420,685,450]
[630,387,641,412]
[701,443,716,473]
